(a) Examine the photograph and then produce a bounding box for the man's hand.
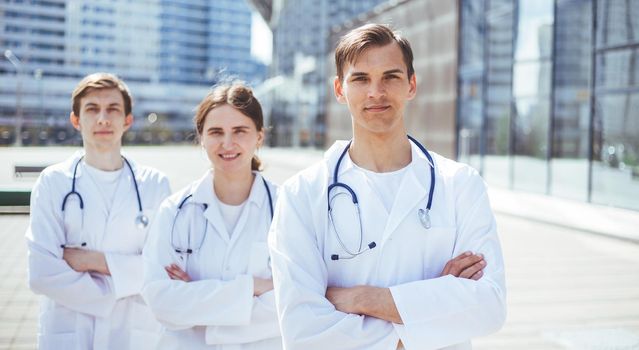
[253,277,274,296]
[440,251,486,280]
[326,286,402,324]
[165,264,192,282]
[63,248,110,275]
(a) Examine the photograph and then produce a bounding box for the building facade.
[458,0,639,210]
[326,0,460,159]
[323,0,637,211]
[251,0,385,147]
[0,0,266,146]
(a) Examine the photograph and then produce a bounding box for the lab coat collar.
[60,150,86,179]
[324,138,435,182]
[190,170,268,210]
[60,150,141,179]
[324,139,435,241]
[190,170,269,242]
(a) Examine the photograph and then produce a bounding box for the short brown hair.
[194,82,265,171]
[334,23,414,82]
[71,73,133,116]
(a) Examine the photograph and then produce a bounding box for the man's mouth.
[364,105,390,112]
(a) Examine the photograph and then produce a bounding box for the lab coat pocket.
[423,227,458,278]
[248,242,271,279]
[37,332,78,350]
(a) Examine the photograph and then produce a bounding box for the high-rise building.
[0,0,266,145]
[250,0,385,147]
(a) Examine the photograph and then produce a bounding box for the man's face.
[334,42,416,136]
[70,88,132,152]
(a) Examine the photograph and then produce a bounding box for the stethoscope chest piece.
[418,208,431,229]
[136,214,149,229]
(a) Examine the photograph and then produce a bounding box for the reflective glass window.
[596,0,639,49]
[511,0,553,193]
[591,92,639,210]
[483,0,514,187]
[458,0,485,171]
[551,0,593,201]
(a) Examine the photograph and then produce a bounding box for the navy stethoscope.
[170,177,274,258]
[328,135,435,261]
[61,156,148,248]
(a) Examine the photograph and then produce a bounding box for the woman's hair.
[194,82,264,171]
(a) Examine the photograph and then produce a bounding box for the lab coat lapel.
[230,173,266,243]
[110,164,134,224]
[192,172,230,243]
[382,161,428,241]
[74,164,110,248]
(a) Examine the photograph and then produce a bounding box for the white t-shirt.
[83,161,124,210]
[218,200,247,237]
[352,163,409,214]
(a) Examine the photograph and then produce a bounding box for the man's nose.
[368,80,386,99]
[97,110,110,125]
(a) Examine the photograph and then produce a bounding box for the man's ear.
[407,73,417,100]
[123,113,133,131]
[333,76,347,104]
[70,112,81,131]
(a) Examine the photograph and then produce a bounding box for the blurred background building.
[250,0,386,147]
[2,0,638,211]
[0,0,266,146]
[253,0,638,211]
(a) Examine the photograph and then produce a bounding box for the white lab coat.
[142,171,282,350]
[26,151,171,350]
[269,141,507,350]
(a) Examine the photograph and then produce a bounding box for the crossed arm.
[165,263,274,297]
[63,248,110,275]
[325,251,487,324]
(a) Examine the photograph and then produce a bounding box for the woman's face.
[200,104,264,174]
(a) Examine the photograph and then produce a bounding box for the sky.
[251,12,273,65]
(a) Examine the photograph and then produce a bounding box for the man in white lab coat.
[26,73,170,350]
[268,24,506,350]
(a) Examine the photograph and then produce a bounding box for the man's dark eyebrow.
[350,69,405,77]
[383,69,404,75]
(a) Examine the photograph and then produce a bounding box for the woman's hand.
[165,264,192,282]
[253,277,273,296]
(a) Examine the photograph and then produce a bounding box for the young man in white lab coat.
[26,73,171,350]
[268,24,506,350]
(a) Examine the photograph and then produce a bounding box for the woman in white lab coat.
[26,73,171,350]
[142,83,281,349]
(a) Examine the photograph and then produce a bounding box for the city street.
[1,147,638,349]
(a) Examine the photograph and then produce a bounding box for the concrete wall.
[324,0,459,159]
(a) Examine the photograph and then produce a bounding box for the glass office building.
[0,0,266,145]
[458,0,639,210]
